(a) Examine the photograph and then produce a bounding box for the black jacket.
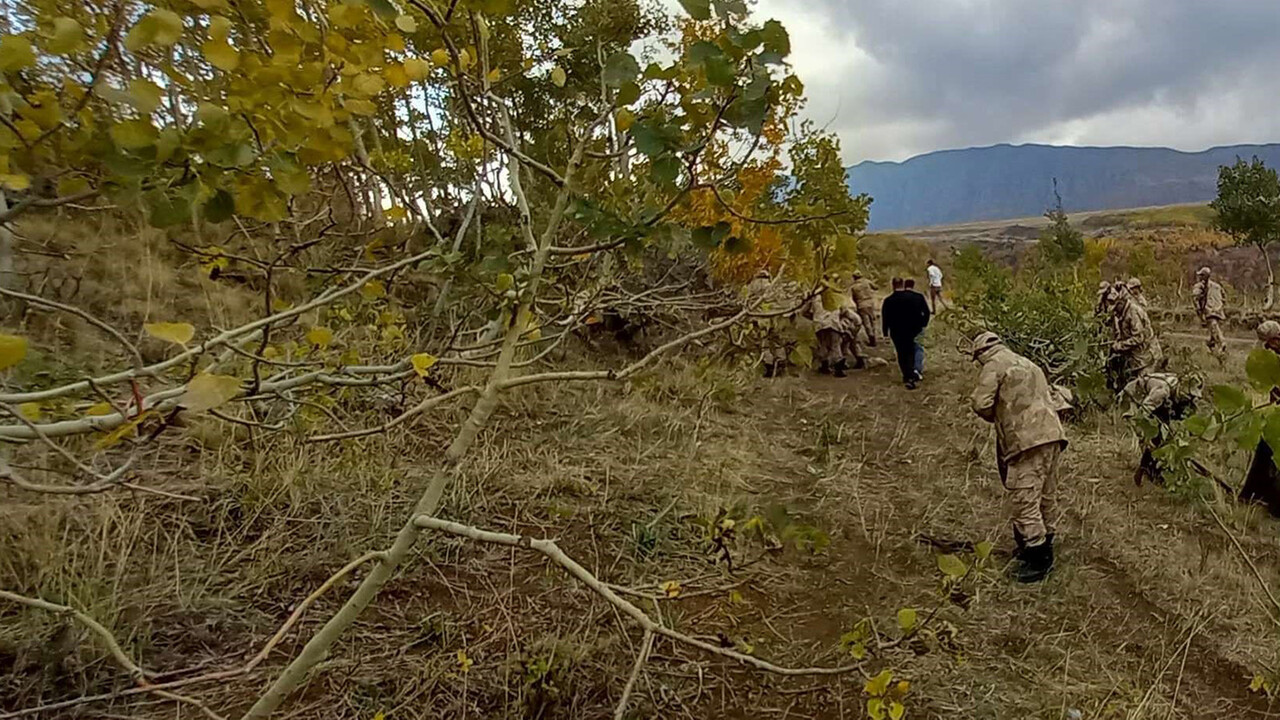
[881,289,931,340]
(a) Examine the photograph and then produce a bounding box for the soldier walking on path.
[1192,267,1227,359]
[968,332,1067,583]
[848,271,879,346]
[926,259,948,313]
[1111,283,1163,385]
[808,291,851,377]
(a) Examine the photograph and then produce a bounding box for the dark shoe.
[833,360,848,378]
[1015,538,1054,583]
[905,380,918,390]
[852,357,866,370]
[762,363,775,378]
[770,362,785,378]
[868,337,878,347]
[1012,527,1027,557]
[818,361,832,375]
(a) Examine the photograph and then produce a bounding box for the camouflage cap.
[970,331,1003,359]
[1098,280,1111,290]
[1258,321,1280,342]
[1126,277,1142,289]
[1197,266,1212,276]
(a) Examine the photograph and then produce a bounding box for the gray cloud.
[752,0,1280,163]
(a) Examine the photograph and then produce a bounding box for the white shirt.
[927,265,943,288]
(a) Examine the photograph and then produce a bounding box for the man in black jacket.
[881,277,931,389]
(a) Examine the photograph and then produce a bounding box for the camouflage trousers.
[815,328,843,366]
[1205,318,1226,355]
[999,442,1062,545]
[856,307,878,345]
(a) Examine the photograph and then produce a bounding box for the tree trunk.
[1263,243,1275,310]
[0,191,14,293]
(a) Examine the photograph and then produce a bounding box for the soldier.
[1191,267,1226,358]
[746,270,796,378]
[969,332,1068,583]
[1126,277,1148,309]
[1111,283,1163,385]
[1095,280,1114,317]
[807,291,850,377]
[848,271,878,346]
[837,305,867,371]
[1123,371,1198,486]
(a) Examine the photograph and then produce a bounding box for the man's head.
[927,259,936,267]
[852,271,863,280]
[891,277,904,290]
[904,278,916,289]
[1126,277,1142,292]
[970,331,1003,361]
[1258,321,1280,352]
[1197,267,1212,279]
[1098,280,1111,291]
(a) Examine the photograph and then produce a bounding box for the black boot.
[852,357,866,370]
[1015,537,1054,583]
[770,362,784,378]
[762,362,775,378]
[1012,527,1027,558]
[833,359,848,378]
[818,361,832,375]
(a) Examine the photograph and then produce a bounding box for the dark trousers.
[891,334,921,382]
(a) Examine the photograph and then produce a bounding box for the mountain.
[846,143,1280,230]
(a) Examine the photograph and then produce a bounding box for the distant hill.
[846,143,1280,230]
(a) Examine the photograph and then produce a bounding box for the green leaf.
[180,373,242,413]
[867,698,886,720]
[206,141,257,168]
[203,189,235,223]
[366,0,399,19]
[495,273,514,292]
[712,0,747,17]
[1247,348,1280,391]
[974,540,993,561]
[789,342,812,368]
[550,66,566,87]
[145,190,192,229]
[0,334,29,370]
[630,121,666,157]
[760,19,790,55]
[110,119,159,149]
[896,607,917,633]
[1182,413,1211,437]
[602,51,640,88]
[46,17,85,55]
[127,78,164,114]
[1211,384,1251,416]
[722,235,752,254]
[677,0,711,20]
[1263,411,1280,459]
[615,81,640,106]
[936,553,968,579]
[703,56,735,87]
[888,701,906,720]
[865,669,893,696]
[649,155,680,187]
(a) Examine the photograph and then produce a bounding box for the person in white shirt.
[926,259,948,312]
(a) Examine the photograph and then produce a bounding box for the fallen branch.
[614,629,654,720]
[0,286,143,369]
[0,589,149,682]
[414,515,864,677]
[1201,495,1280,622]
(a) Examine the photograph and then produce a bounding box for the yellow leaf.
[888,701,905,720]
[0,174,30,191]
[262,345,280,359]
[727,589,744,604]
[18,402,42,421]
[383,62,409,88]
[352,72,385,96]
[87,402,114,416]
[191,0,228,9]
[430,48,450,67]
[394,14,416,32]
[486,67,501,83]
[866,698,886,720]
[127,78,163,114]
[180,373,242,413]
[385,206,407,221]
[495,273,514,292]
[344,98,377,115]
[864,669,893,697]
[0,35,36,71]
[897,608,917,633]
[203,40,240,71]
[46,17,85,55]
[360,280,386,300]
[550,65,566,87]
[411,353,437,377]
[145,322,195,346]
[372,712,385,720]
[306,326,334,348]
[95,410,152,449]
[659,580,681,598]
[890,680,910,699]
[208,16,232,41]
[615,108,635,132]
[404,57,429,81]
[0,334,28,370]
[456,649,473,673]
[457,48,473,71]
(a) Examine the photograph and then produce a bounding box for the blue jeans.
[891,335,923,382]
[914,342,925,376]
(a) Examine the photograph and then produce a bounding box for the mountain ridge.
[846,142,1280,230]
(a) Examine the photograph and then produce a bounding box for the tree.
[1038,179,1084,267]
[1211,157,1280,308]
[0,0,872,716]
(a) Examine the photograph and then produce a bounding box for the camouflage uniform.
[969,332,1067,582]
[1192,269,1226,357]
[808,294,848,375]
[1095,281,1113,317]
[837,306,865,368]
[849,274,879,346]
[1123,372,1194,486]
[1126,278,1148,309]
[746,274,797,376]
[1112,291,1163,383]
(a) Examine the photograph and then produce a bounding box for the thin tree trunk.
[0,191,14,294]
[1263,243,1275,310]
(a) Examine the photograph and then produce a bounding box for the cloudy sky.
[748,0,1280,164]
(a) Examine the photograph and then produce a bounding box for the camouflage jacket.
[837,306,863,336]
[1192,279,1226,320]
[1123,372,1178,413]
[971,344,1068,461]
[1114,299,1163,371]
[849,278,877,311]
[807,294,844,332]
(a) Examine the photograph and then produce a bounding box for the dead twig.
[614,630,654,720]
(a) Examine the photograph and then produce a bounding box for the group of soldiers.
[746,270,880,378]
